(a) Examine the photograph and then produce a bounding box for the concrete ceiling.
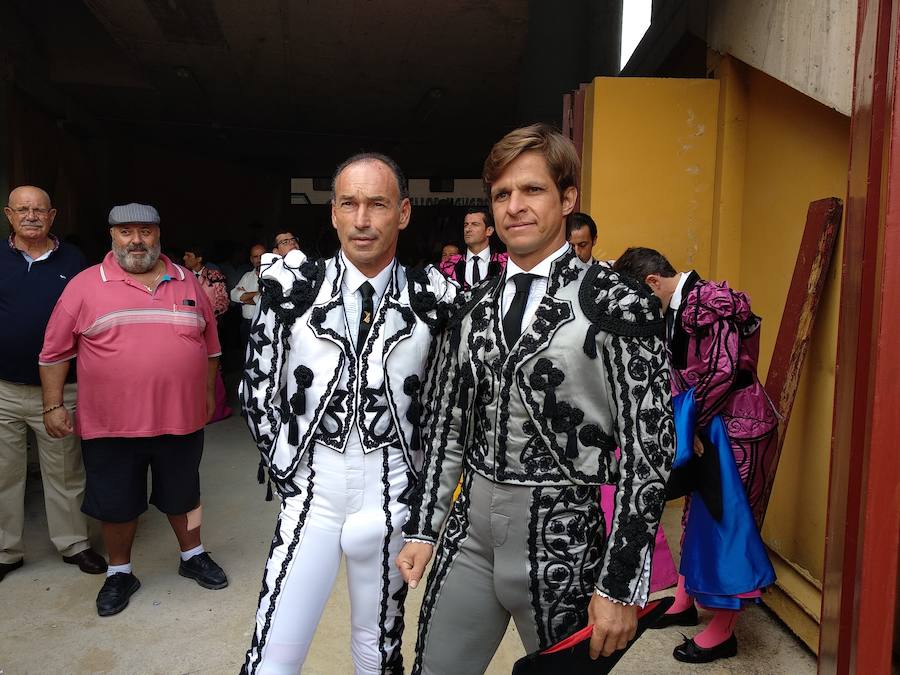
[8,0,532,176]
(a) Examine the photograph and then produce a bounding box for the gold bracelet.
[42,403,64,415]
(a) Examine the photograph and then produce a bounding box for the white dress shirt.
[230,269,261,320]
[500,242,570,333]
[340,252,394,341]
[465,246,491,287]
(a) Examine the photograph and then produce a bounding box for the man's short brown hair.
[482,123,580,196]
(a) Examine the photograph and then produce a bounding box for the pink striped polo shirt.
[39,252,222,439]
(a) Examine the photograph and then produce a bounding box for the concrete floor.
[0,414,816,674]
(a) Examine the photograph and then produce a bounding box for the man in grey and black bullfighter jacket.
[397,124,675,674]
[240,153,456,675]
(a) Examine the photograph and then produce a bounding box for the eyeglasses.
[7,206,53,217]
[276,237,297,247]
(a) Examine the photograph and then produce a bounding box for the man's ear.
[398,197,411,230]
[486,225,495,238]
[561,186,578,217]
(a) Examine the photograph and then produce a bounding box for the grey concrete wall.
[708,0,855,115]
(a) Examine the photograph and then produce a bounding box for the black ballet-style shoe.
[649,603,699,629]
[672,633,738,663]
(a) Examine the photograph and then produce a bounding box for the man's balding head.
[5,185,56,248]
[8,186,52,208]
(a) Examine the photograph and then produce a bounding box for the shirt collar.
[669,271,691,311]
[8,233,59,254]
[99,251,183,283]
[466,246,491,263]
[505,242,570,282]
[340,251,394,299]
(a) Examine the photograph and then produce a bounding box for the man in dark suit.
[438,208,508,289]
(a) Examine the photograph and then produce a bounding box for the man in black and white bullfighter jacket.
[240,153,456,674]
[397,124,675,674]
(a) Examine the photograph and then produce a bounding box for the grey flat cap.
[108,203,160,225]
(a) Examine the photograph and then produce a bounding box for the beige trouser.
[0,379,90,563]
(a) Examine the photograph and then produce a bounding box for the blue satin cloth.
[672,389,776,610]
[672,389,698,470]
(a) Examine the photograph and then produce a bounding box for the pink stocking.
[693,609,740,648]
[667,574,694,614]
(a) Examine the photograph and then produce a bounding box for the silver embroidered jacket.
[405,249,675,603]
[240,251,457,488]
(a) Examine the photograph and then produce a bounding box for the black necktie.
[471,257,481,285]
[357,281,375,353]
[503,273,535,349]
[665,306,676,342]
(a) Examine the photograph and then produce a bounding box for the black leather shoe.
[63,548,108,574]
[673,634,738,663]
[96,572,141,616]
[178,552,228,590]
[650,603,699,629]
[0,558,24,582]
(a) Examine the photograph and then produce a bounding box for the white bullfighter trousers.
[243,431,409,674]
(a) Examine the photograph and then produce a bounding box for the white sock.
[180,544,205,561]
[107,562,132,577]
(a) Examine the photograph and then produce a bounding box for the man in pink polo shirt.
[39,202,228,617]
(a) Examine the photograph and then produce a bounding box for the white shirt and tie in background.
[465,246,492,287]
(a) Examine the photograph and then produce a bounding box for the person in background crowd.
[566,211,601,265]
[183,245,230,318]
[438,208,507,289]
[39,202,228,617]
[272,230,300,257]
[440,242,460,263]
[0,185,106,583]
[183,245,231,421]
[230,243,267,349]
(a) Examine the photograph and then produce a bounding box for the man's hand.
[44,406,74,438]
[587,594,638,659]
[396,541,433,590]
[239,291,258,305]
[693,435,705,457]
[206,390,216,422]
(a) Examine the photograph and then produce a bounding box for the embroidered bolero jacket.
[439,251,508,289]
[405,249,675,603]
[239,251,457,488]
[669,272,778,440]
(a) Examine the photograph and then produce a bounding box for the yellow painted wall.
[737,62,848,584]
[580,59,850,650]
[581,77,720,273]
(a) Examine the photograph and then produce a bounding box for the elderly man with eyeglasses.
[0,185,107,583]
